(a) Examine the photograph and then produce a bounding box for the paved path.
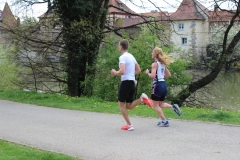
[0,100,240,160]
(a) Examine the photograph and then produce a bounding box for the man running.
[111,39,153,131]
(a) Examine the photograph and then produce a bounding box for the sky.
[0,0,235,20]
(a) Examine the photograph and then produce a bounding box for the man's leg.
[126,98,141,110]
[118,101,131,125]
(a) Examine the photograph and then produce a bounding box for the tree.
[0,46,24,90]
[11,0,240,107]
[173,1,240,105]
[12,0,168,97]
[207,24,240,71]
[95,27,190,101]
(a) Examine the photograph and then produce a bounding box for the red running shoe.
[141,93,153,108]
[121,125,134,131]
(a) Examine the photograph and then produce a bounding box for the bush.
[94,29,191,101]
[0,46,23,90]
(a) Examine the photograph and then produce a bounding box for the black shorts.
[118,80,135,103]
[151,81,167,101]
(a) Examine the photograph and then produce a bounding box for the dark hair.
[119,39,129,50]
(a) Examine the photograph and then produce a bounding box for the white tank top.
[153,61,165,84]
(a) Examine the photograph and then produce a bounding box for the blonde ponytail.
[153,47,173,66]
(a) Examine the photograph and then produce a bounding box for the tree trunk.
[55,0,109,97]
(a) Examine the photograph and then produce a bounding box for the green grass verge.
[0,139,80,160]
[0,90,240,125]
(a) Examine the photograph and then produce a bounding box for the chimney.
[17,17,20,26]
[214,5,218,12]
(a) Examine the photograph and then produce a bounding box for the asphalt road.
[0,100,239,160]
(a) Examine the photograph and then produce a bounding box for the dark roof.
[141,11,170,17]
[0,2,17,27]
[118,15,169,28]
[209,10,240,22]
[170,0,209,20]
[108,0,136,15]
[38,0,136,19]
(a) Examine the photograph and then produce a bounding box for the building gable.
[170,0,209,20]
[108,0,136,15]
[0,2,17,28]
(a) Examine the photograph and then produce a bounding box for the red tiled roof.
[208,10,240,22]
[108,0,136,15]
[119,15,169,28]
[141,11,170,17]
[118,18,144,27]
[0,2,17,27]
[170,0,208,20]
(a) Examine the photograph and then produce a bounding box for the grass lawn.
[0,90,240,125]
[0,139,80,160]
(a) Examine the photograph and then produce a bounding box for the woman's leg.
[159,101,172,109]
[152,100,166,120]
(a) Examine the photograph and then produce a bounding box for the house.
[169,0,210,56]
[38,0,136,30]
[118,0,240,58]
[0,2,19,44]
[107,0,136,26]
[208,7,240,28]
[112,0,210,56]
[37,0,240,58]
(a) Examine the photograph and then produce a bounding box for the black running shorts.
[118,80,135,103]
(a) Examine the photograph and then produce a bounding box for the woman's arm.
[146,63,157,79]
[164,67,171,78]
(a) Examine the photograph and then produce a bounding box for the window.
[182,38,187,45]
[178,23,184,30]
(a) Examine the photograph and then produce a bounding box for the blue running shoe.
[157,120,169,127]
[172,104,182,116]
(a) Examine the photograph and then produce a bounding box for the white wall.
[170,20,209,57]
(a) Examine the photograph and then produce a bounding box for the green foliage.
[167,60,190,85]
[0,47,23,90]
[166,59,191,100]
[93,36,120,101]
[94,28,191,101]
[22,16,38,25]
[0,139,79,160]
[196,110,232,122]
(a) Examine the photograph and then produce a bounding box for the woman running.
[146,47,182,127]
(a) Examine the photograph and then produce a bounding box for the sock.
[162,119,167,123]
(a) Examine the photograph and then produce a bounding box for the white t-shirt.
[119,52,137,81]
